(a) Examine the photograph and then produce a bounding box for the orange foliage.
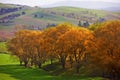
[89,20,120,79]
[57,27,92,72]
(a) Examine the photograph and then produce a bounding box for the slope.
[0,3,120,30]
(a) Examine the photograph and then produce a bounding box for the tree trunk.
[61,59,66,69]
[24,61,28,67]
[38,63,42,68]
[62,62,65,69]
[31,60,34,66]
[76,63,80,73]
[114,70,120,80]
[19,57,23,66]
[76,66,80,73]
[50,59,53,64]
[60,55,67,70]
[20,60,23,66]
[69,56,73,68]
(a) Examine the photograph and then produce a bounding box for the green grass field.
[0,53,106,80]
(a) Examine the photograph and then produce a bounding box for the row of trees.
[0,12,26,23]
[7,20,120,80]
[0,7,23,15]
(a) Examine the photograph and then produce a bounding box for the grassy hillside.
[0,53,107,80]
[32,11,77,23]
[0,3,18,8]
[45,6,107,17]
[0,3,120,30]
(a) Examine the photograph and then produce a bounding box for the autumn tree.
[57,27,92,72]
[33,31,47,68]
[7,30,47,68]
[7,37,22,65]
[89,20,120,80]
[42,23,72,68]
[7,30,30,66]
[42,27,57,64]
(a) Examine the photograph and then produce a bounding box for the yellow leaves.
[8,21,120,71]
[56,26,92,64]
[88,20,120,76]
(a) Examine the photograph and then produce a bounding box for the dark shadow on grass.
[0,64,54,80]
[0,64,104,80]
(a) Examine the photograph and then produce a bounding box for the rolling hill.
[0,3,120,35]
[42,1,120,12]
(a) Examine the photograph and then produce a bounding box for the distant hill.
[0,3,120,41]
[42,1,120,12]
[0,3,17,8]
[0,3,120,30]
[105,7,120,12]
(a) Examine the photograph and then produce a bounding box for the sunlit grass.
[0,54,19,65]
[0,42,8,53]
[0,53,107,80]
